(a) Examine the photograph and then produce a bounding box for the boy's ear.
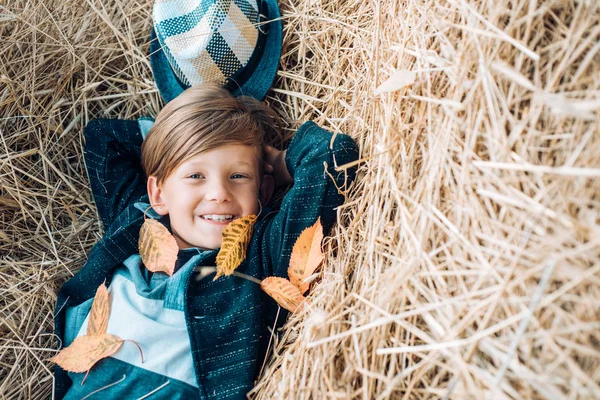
[259,174,274,206]
[147,176,169,216]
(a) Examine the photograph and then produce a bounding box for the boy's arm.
[84,119,148,230]
[261,121,359,278]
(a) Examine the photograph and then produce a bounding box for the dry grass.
[1,0,599,399]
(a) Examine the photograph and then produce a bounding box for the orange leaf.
[86,282,109,336]
[260,277,307,313]
[288,218,324,294]
[139,219,178,276]
[50,334,123,373]
[215,214,257,280]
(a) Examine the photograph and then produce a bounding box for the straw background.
[1,0,599,399]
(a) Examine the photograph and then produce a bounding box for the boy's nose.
[205,180,232,202]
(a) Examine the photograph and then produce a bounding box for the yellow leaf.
[215,214,257,280]
[260,277,307,313]
[139,219,178,276]
[50,334,123,373]
[288,218,324,294]
[86,282,109,336]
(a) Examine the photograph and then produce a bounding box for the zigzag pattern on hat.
[153,0,260,87]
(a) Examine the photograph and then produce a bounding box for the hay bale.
[1,0,598,398]
[251,1,600,398]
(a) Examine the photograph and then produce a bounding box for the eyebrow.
[184,160,254,168]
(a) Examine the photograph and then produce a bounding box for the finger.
[264,146,275,161]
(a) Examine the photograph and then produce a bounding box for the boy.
[54,83,359,399]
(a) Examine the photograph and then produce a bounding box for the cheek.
[168,191,198,216]
[237,186,259,214]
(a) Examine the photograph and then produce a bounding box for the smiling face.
[148,144,263,250]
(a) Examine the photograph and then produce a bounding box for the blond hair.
[142,83,280,184]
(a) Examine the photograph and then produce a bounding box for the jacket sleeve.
[261,121,359,278]
[84,119,148,230]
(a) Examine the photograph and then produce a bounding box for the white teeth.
[202,214,234,221]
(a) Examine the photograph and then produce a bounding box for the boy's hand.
[264,145,293,187]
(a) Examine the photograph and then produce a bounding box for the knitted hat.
[150,0,282,102]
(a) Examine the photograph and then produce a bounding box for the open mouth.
[200,214,237,222]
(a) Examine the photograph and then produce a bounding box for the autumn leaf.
[261,219,323,312]
[50,334,123,373]
[215,214,257,280]
[139,219,178,276]
[86,282,109,336]
[288,218,324,294]
[261,277,307,313]
[51,284,144,381]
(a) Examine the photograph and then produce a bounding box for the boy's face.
[148,144,267,250]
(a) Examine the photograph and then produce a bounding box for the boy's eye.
[188,173,204,179]
[231,173,248,179]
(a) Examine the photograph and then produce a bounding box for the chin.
[178,238,221,251]
[195,240,222,250]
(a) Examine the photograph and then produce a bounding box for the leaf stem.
[82,369,90,386]
[123,340,145,363]
[194,266,263,285]
[232,271,263,285]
